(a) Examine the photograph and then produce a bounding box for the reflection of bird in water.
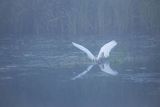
[72,40,118,80]
[99,62,118,76]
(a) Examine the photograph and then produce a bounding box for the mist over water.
[0,35,160,107]
[0,0,160,107]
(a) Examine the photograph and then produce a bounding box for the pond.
[0,35,160,107]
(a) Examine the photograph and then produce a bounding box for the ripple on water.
[122,73,160,83]
[0,76,13,80]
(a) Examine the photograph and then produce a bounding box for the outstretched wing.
[99,63,118,76]
[72,42,95,60]
[71,65,94,80]
[97,40,117,60]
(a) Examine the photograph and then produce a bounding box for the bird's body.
[92,57,108,65]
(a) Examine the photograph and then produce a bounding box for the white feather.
[72,42,95,60]
[72,40,118,79]
[97,40,117,60]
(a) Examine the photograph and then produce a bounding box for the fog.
[0,0,160,38]
[0,1,160,107]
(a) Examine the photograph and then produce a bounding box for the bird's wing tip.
[72,42,76,45]
[111,40,117,44]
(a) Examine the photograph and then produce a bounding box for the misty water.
[0,35,160,107]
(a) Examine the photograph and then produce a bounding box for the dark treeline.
[0,0,160,37]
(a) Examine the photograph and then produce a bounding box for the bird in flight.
[72,40,118,80]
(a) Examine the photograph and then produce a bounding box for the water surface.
[0,35,160,107]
